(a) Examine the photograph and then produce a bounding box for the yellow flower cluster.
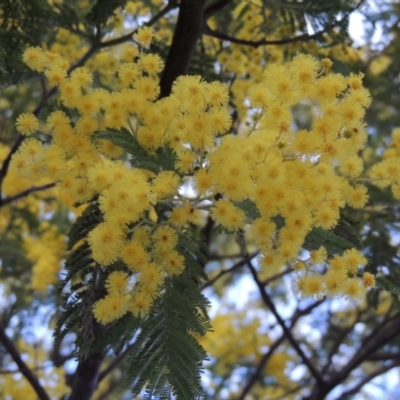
[13,29,226,324]
[24,222,66,292]
[369,127,400,199]
[14,30,377,323]
[15,113,39,136]
[203,54,374,299]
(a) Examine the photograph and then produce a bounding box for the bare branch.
[98,347,131,383]
[0,183,56,208]
[204,0,233,20]
[246,259,325,387]
[0,323,51,400]
[340,316,400,379]
[261,266,293,286]
[305,314,400,399]
[203,24,325,48]
[338,359,400,399]
[321,315,359,375]
[237,333,285,400]
[367,351,400,361]
[238,300,323,399]
[200,252,259,290]
[0,134,25,199]
[100,0,179,48]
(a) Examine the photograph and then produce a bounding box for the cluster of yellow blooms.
[197,308,295,399]
[215,1,361,122]
[24,222,66,292]
[369,127,400,198]
[12,21,391,324]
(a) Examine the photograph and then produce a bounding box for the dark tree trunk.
[159,0,206,98]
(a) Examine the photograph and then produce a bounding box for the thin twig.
[238,300,322,399]
[246,259,325,386]
[203,24,328,48]
[100,0,179,48]
[0,323,51,400]
[261,267,294,286]
[338,359,400,399]
[203,0,365,48]
[200,252,259,290]
[0,134,25,197]
[98,347,131,382]
[204,0,233,20]
[306,314,400,399]
[321,311,360,375]
[0,183,56,208]
[237,333,285,400]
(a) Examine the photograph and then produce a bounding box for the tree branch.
[0,322,51,400]
[304,314,400,399]
[261,266,293,286]
[237,333,285,400]
[238,300,323,400]
[200,252,258,290]
[159,0,206,97]
[203,24,326,48]
[98,346,130,382]
[0,134,25,199]
[339,316,400,380]
[367,351,400,361]
[0,183,56,208]
[246,259,325,387]
[338,359,400,399]
[67,318,110,400]
[203,0,233,20]
[100,0,179,48]
[321,315,359,375]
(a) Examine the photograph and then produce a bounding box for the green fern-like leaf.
[87,313,142,357]
[375,277,400,296]
[85,0,127,26]
[233,199,261,220]
[94,128,140,156]
[53,301,81,351]
[61,242,94,289]
[304,227,353,256]
[126,268,211,399]
[67,201,102,250]
[94,129,178,174]
[158,146,177,172]
[211,223,230,238]
[177,231,208,268]
[94,128,162,173]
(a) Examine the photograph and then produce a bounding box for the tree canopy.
[1,0,400,399]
